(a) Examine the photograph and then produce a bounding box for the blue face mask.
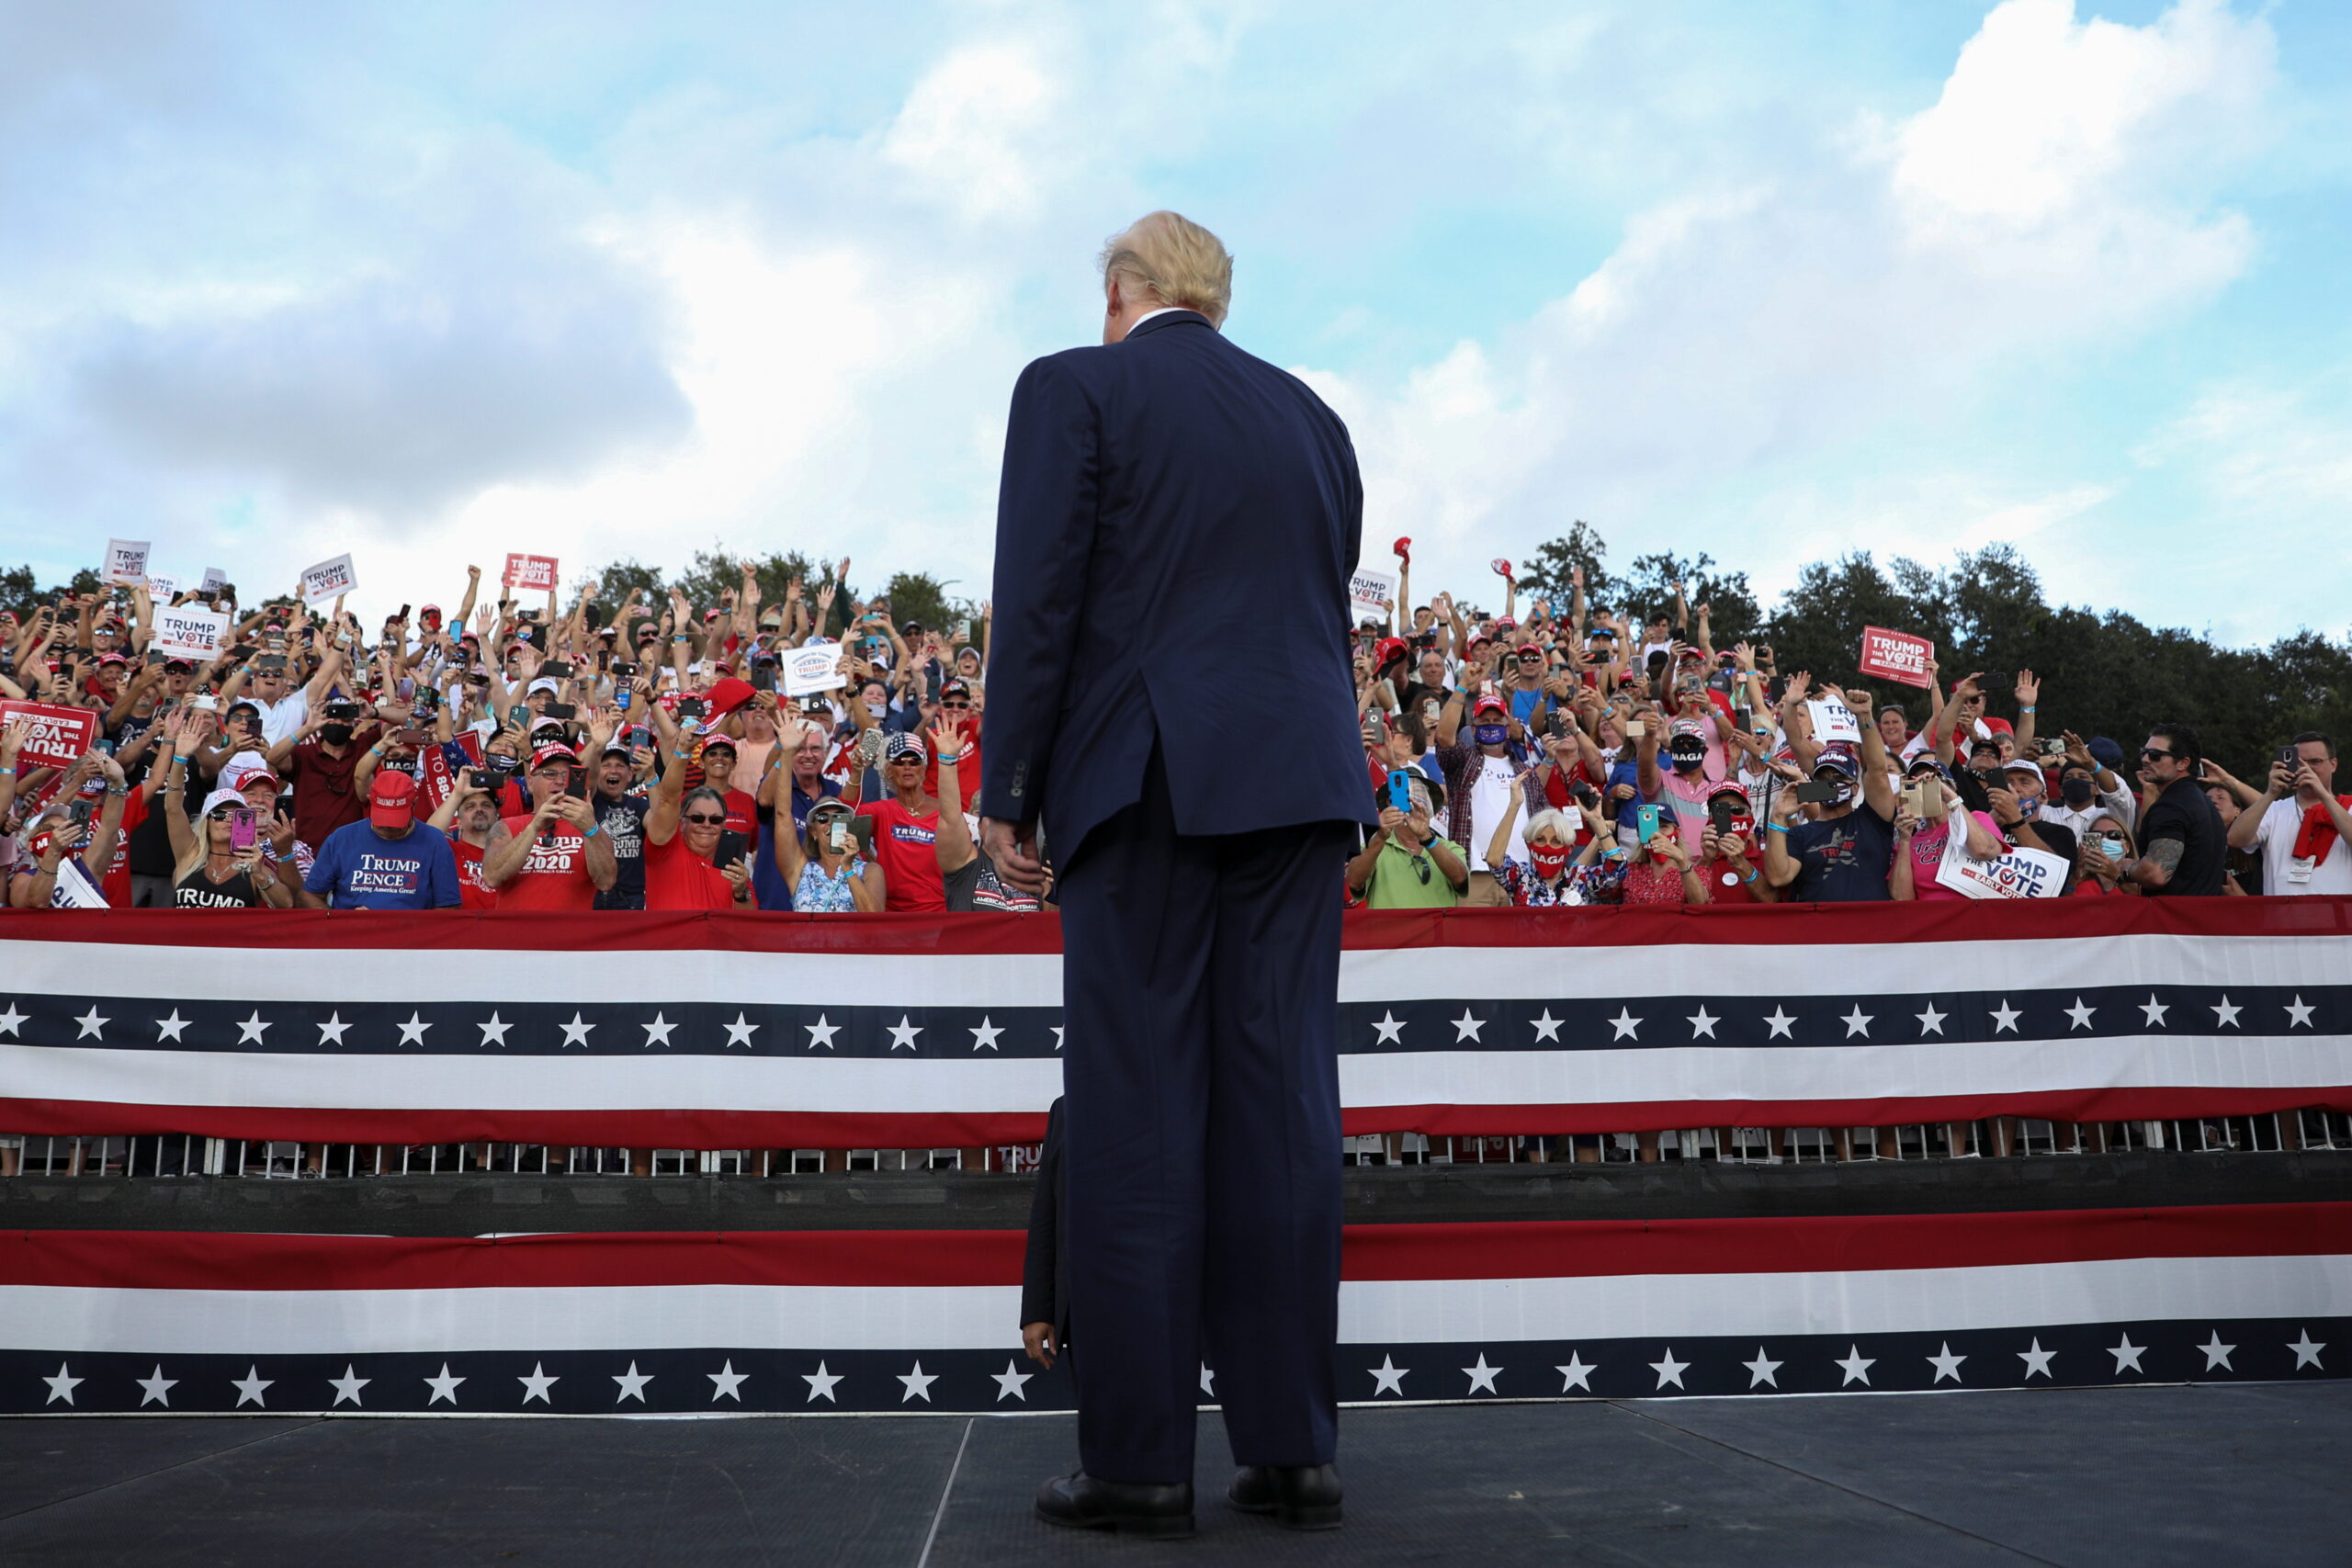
[1474,723,1509,747]
[1669,750,1704,773]
[2098,833,2128,860]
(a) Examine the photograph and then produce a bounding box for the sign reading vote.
[503,554,560,592]
[0,700,100,769]
[1935,825,2067,899]
[1859,626,1934,689]
[1808,695,1862,746]
[300,553,357,605]
[1349,567,1396,626]
[783,642,849,697]
[153,604,230,661]
[104,539,151,586]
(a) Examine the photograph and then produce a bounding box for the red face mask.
[1530,843,1572,879]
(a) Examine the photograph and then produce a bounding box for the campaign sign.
[1808,696,1862,746]
[783,642,849,698]
[503,553,560,592]
[1349,567,1396,626]
[104,539,151,586]
[143,572,181,604]
[1859,626,1934,689]
[199,566,231,597]
[152,604,230,661]
[0,701,100,769]
[1935,827,2068,900]
[300,553,357,605]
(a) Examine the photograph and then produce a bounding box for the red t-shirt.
[452,838,499,911]
[644,832,736,912]
[855,796,947,912]
[99,787,150,907]
[718,787,758,839]
[493,814,598,910]
[1700,847,1769,902]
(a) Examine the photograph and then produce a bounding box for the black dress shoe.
[1227,1463,1343,1529]
[1035,1472,1195,1538]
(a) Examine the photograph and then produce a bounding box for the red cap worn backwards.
[368,771,416,830]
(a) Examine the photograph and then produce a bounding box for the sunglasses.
[890,755,923,765]
[941,699,971,710]
[207,807,234,821]
[2140,747,2173,761]
[682,812,728,826]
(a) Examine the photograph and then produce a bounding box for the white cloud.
[880,42,1062,221]
[1302,0,2278,616]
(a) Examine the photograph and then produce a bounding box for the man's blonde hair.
[1099,210,1233,328]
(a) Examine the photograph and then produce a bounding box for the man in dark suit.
[982,211,1375,1539]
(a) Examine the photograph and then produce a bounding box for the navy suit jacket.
[982,310,1379,866]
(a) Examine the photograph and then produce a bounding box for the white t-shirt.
[2251,798,2352,897]
[1465,760,1524,874]
[256,690,311,748]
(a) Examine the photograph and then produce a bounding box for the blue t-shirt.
[1783,807,1894,903]
[305,820,462,910]
[751,776,845,911]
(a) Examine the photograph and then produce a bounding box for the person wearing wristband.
[639,692,752,912]
[273,696,379,854]
[930,711,1040,911]
[481,739,616,910]
[1695,781,1776,903]
[10,750,130,909]
[163,784,293,908]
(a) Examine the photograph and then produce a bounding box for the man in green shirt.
[1346,770,1469,908]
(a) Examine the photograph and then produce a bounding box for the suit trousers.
[1054,749,1352,1484]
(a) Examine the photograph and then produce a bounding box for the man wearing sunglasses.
[2126,723,2225,895]
[1345,769,1466,908]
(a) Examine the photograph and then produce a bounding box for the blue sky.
[1,0,2345,646]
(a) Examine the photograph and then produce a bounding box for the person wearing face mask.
[1436,693,1530,906]
[272,697,382,857]
[1763,700,1900,901]
[1487,776,1602,907]
[2037,730,2137,839]
[2072,815,2139,897]
[1889,762,2007,900]
[1696,782,1776,902]
[1640,717,1726,856]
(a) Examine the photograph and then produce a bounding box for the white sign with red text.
[152,604,231,662]
[783,642,849,698]
[104,539,151,586]
[1935,824,2067,900]
[300,553,357,606]
[1349,567,1397,626]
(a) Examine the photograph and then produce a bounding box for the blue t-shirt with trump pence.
[305,820,463,910]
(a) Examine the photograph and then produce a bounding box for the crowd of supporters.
[0,558,2346,914]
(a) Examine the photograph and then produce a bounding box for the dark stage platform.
[6,1384,2348,1565]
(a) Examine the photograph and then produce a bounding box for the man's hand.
[1986,786,2023,828]
[979,817,1047,894]
[1023,1322,1057,1370]
[2015,669,2039,708]
[554,795,596,832]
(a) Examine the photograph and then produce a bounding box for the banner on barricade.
[1,902,2346,1149]
[0,700,100,768]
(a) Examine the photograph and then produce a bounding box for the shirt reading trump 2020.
[303,820,462,911]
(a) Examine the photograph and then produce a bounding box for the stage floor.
[6,1384,2347,1565]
